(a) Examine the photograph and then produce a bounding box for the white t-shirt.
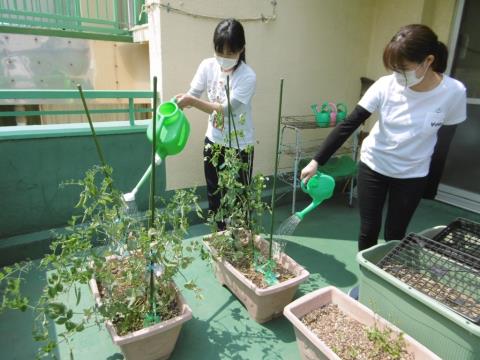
[358,74,467,178]
[189,58,256,149]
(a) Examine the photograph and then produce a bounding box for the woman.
[301,24,467,251]
[176,18,256,229]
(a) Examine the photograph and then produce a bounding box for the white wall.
[123,0,458,190]
[159,0,376,189]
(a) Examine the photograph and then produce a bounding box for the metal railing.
[0,0,146,41]
[0,89,153,127]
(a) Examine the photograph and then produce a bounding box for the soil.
[233,259,295,288]
[206,231,296,288]
[301,304,414,360]
[97,259,180,336]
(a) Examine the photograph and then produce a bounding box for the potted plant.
[202,138,309,323]
[0,165,202,359]
[283,286,441,360]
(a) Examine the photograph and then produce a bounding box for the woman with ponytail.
[301,24,467,251]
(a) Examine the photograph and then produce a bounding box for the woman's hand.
[300,159,318,185]
[175,93,194,109]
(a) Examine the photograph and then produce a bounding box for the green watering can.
[336,103,348,123]
[311,103,331,128]
[123,100,190,204]
[146,100,190,158]
[296,172,335,220]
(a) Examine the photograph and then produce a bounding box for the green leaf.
[66,309,73,320]
[75,286,81,306]
[56,317,67,325]
[47,286,57,298]
[65,321,76,331]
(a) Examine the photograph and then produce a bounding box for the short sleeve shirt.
[190,58,256,148]
[358,74,467,178]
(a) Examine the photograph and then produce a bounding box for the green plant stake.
[225,75,251,237]
[269,79,284,258]
[147,76,160,325]
[77,84,111,181]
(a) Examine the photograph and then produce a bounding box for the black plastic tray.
[378,233,480,324]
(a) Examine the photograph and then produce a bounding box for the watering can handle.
[156,98,178,139]
[301,177,308,192]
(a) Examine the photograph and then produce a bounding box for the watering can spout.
[296,172,335,219]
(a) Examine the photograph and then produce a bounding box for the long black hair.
[383,24,448,73]
[213,18,246,70]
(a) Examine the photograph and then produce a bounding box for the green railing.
[0,89,153,129]
[0,0,146,42]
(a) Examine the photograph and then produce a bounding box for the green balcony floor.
[1,195,479,360]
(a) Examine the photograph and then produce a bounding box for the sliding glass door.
[437,0,480,213]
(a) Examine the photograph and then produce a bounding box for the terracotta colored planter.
[283,286,441,360]
[204,234,309,323]
[89,279,192,360]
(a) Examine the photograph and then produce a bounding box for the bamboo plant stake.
[147,76,159,323]
[269,79,284,259]
[77,85,110,181]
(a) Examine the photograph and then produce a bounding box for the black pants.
[203,137,254,229]
[357,161,427,251]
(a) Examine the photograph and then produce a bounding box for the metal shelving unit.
[278,115,358,213]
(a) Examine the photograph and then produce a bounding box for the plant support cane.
[77,85,112,183]
[258,79,284,286]
[145,76,160,326]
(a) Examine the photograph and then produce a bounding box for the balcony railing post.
[0,0,139,40]
[128,97,135,126]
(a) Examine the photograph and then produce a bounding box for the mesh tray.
[432,218,480,267]
[377,233,480,324]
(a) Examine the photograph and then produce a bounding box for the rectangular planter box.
[283,286,440,360]
[204,234,309,323]
[357,241,480,360]
[90,279,192,360]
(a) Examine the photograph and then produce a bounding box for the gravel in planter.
[301,304,414,360]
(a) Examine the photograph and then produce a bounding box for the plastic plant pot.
[283,286,441,360]
[203,234,309,323]
[357,239,480,360]
[90,275,191,360]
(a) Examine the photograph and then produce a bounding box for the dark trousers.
[357,161,427,251]
[203,137,254,229]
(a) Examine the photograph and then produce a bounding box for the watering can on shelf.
[296,172,335,220]
[336,103,348,123]
[311,102,337,127]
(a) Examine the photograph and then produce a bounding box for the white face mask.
[394,61,428,87]
[215,55,238,71]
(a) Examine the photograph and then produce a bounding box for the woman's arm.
[423,124,458,199]
[176,93,221,114]
[300,105,371,183]
[176,92,244,115]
